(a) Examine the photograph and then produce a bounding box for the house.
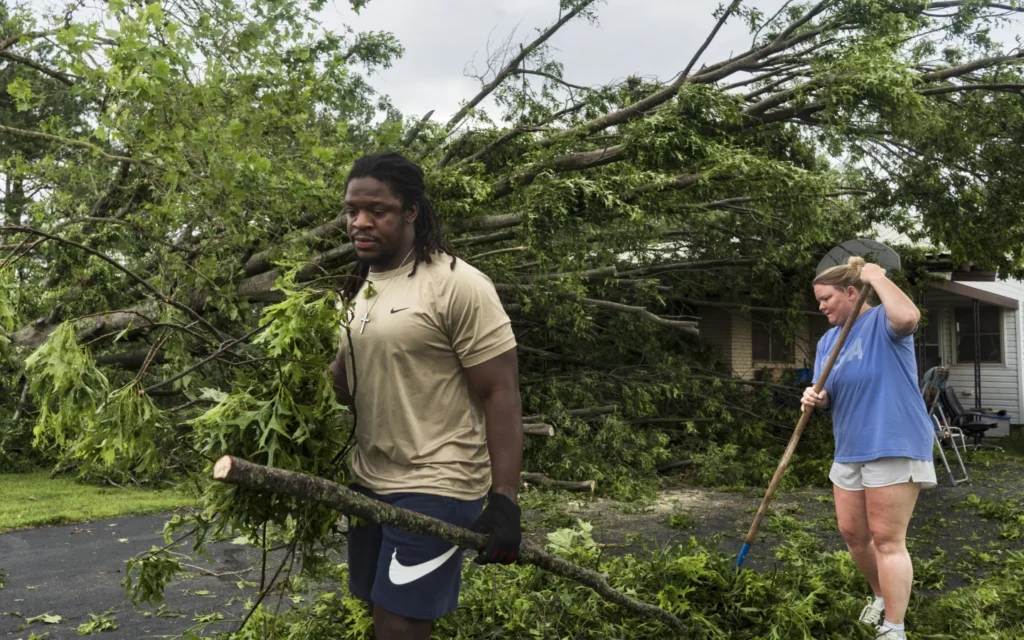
[699,274,1024,432]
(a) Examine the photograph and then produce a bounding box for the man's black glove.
[470,491,521,565]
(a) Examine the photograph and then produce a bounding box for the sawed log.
[212,455,686,633]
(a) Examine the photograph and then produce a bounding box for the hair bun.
[846,256,866,271]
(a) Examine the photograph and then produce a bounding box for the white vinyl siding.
[921,286,1020,422]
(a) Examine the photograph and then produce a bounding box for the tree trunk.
[212,455,686,633]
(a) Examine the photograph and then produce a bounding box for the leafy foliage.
[177,517,1024,639]
[4,0,1024,626]
[965,493,1024,541]
[76,610,118,635]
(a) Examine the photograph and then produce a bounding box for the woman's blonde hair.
[813,256,865,290]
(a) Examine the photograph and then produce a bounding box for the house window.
[752,311,794,363]
[955,305,1002,364]
[917,309,942,375]
[809,314,832,348]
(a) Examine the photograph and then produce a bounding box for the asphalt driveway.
[0,513,279,639]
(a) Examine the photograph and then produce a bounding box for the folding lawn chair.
[937,386,1005,453]
[921,367,969,486]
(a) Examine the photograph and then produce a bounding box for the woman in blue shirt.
[802,257,936,640]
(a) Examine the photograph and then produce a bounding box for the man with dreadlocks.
[328,151,523,639]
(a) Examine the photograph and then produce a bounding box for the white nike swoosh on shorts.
[388,545,459,585]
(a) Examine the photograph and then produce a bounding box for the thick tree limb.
[516,344,585,364]
[916,2,1024,13]
[921,51,1024,82]
[625,172,703,199]
[441,0,598,135]
[680,0,742,80]
[243,213,518,279]
[523,423,555,436]
[657,459,695,473]
[401,109,435,148]
[526,266,617,282]
[743,74,843,116]
[495,283,698,334]
[11,305,158,349]
[774,0,833,43]
[617,259,755,279]
[0,50,75,85]
[240,169,741,282]
[1,226,220,339]
[458,125,550,166]
[457,213,523,232]
[470,243,527,261]
[212,455,686,633]
[454,229,518,248]
[0,31,52,51]
[742,71,806,102]
[243,217,351,276]
[492,145,626,198]
[689,23,832,86]
[0,125,134,163]
[239,231,516,302]
[537,4,830,147]
[524,405,618,422]
[89,161,133,218]
[919,82,1024,96]
[521,472,595,493]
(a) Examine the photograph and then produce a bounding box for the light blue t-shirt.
[813,305,934,463]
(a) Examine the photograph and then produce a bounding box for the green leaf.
[6,77,35,111]
[26,613,63,624]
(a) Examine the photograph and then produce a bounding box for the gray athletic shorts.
[830,457,937,491]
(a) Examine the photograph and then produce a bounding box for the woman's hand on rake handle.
[801,386,830,411]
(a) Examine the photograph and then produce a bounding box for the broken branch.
[212,455,687,633]
[0,125,133,163]
[523,423,556,437]
[522,472,595,493]
[441,0,598,134]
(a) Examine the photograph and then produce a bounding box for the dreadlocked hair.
[338,151,456,303]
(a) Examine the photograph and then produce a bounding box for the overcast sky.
[317,0,791,122]
[317,0,1024,124]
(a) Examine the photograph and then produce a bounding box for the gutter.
[1017,304,1024,425]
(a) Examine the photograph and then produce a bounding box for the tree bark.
[657,459,695,473]
[12,305,158,349]
[243,216,351,276]
[523,405,618,422]
[521,472,595,493]
[523,422,555,436]
[211,455,686,633]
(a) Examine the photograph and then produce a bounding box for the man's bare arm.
[328,343,354,407]
[464,348,523,502]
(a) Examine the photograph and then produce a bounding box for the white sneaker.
[876,627,905,639]
[858,597,884,625]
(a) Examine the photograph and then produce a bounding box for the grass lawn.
[0,472,197,533]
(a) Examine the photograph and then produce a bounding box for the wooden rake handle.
[740,285,874,551]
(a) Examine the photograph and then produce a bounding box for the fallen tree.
[5,0,1024,625]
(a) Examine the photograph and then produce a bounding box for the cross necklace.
[359,248,415,334]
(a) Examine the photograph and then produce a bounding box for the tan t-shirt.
[338,253,517,500]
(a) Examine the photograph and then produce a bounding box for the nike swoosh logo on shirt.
[388,545,459,585]
[390,307,409,314]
